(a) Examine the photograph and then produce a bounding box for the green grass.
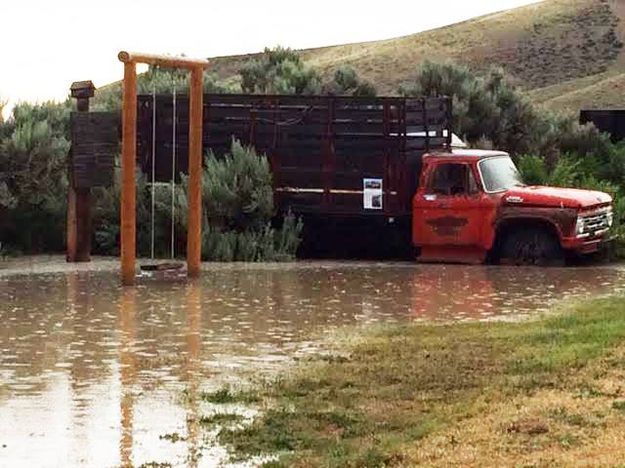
[158,432,185,443]
[197,387,260,405]
[198,413,245,427]
[207,296,625,466]
[612,400,625,411]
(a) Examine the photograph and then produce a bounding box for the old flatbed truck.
[137,94,614,264]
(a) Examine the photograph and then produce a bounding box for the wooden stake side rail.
[118,51,209,286]
[137,94,452,218]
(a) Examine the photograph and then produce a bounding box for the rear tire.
[499,227,564,266]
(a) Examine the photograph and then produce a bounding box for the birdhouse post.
[67,80,96,263]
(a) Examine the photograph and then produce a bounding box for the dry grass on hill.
[209,0,625,111]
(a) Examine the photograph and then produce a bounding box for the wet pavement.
[1,258,624,467]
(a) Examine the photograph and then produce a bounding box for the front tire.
[499,227,564,266]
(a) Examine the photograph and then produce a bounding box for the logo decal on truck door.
[426,216,468,236]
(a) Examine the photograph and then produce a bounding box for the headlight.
[575,216,585,236]
[607,210,614,228]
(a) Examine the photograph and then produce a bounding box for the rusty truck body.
[137,94,614,264]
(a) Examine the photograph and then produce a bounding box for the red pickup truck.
[137,94,614,263]
[413,149,613,265]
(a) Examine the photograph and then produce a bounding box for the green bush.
[324,66,377,97]
[92,170,187,258]
[200,139,274,231]
[240,47,376,97]
[91,140,303,261]
[0,101,71,253]
[93,66,235,112]
[401,61,617,161]
[517,152,625,255]
[240,46,322,95]
[194,139,303,261]
[400,62,536,153]
[517,154,548,185]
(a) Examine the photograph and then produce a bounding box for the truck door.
[413,161,490,250]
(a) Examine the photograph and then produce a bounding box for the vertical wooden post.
[67,81,95,263]
[66,179,91,263]
[186,67,204,278]
[121,62,137,286]
[66,182,78,262]
[75,189,92,260]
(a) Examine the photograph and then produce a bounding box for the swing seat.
[140,262,185,272]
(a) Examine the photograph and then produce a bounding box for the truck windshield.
[478,156,524,193]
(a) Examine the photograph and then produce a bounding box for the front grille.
[583,211,610,234]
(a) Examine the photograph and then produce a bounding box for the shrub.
[401,62,542,155]
[201,139,274,232]
[93,67,235,112]
[517,153,625,256]
[517,154,548,185]
[240,47,322,95]
[324,66,377,97]
[194,139,302,261]
[92,141,303,261]
[0,101,71,252]
[239,47,375,97]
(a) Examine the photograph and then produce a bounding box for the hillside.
[209,0,625,113]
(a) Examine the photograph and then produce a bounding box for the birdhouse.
[70,81,96,100]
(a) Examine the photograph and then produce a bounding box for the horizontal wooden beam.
[117,51,210,70]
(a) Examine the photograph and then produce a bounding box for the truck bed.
[137,94,452,217]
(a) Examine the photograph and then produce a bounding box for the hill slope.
[209,0,625,112]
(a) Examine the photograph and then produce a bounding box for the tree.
[239,48,377,97]
[400,61,539,155]
[201,139,274,232]
[193,139,302,261]
[324,66,377,97]
[0,101,71,252]
[93,66,235,112]
[240,47,322,95]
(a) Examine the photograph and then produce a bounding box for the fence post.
[67,81,95,263]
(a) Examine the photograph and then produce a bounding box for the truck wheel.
[500,227,564,266]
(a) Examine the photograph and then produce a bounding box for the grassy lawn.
[204,296,625,466]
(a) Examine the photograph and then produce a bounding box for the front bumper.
[562,233,614,255]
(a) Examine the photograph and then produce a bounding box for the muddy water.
[1,259,624,467]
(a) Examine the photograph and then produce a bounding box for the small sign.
[363,178,383,210]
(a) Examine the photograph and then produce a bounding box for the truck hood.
[504,186,612,209]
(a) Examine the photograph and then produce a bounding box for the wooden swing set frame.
[118,51,209,285]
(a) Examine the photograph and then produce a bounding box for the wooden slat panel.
[136,93,452,215]
[71,112,119,188]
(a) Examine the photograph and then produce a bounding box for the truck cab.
[412,150,614,264]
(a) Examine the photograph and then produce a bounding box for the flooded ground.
[1,257,624,467]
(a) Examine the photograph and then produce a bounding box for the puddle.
[1,258,624,466]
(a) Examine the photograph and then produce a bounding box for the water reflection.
[185,281,202,468]
[119,287,136,468]
[1,261,624,466]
